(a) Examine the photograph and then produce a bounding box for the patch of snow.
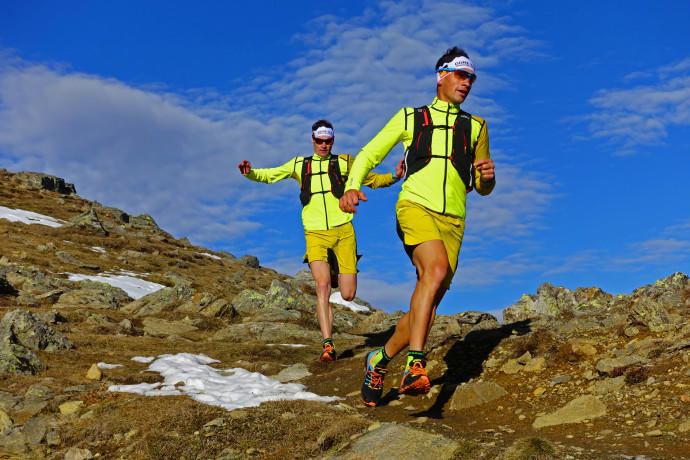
[67,273,164,299]
[97,362,123,369]
[109,353,341,410]
[198,252,221,260]
[0,205,64,227]
[132,356,155,363]
[266,344,308,348]
[91,246,106,253]
[329,291,370,312]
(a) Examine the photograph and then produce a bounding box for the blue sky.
[1,1,689,317]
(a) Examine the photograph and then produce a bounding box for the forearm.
[345,110,405,191]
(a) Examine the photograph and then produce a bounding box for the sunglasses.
[438,69,477,83]
[313,137,334,145]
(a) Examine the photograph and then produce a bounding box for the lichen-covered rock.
[121,282,193,317]
[503,282,579,323]
[0,343,46,375]
[0,309,74,352]
[56,280,132,310]
[211,322,324,343]
[231,289,267,316]
[631,297,673,332]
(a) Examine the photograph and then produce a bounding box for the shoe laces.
[367,367,386,388]
[408,361,427,376]
[323,343,334,354]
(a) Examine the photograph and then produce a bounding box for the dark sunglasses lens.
[315,138,332,145]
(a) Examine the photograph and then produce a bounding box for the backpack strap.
[328,155,345,199]
[299,156,312,206]
[450,110,475,192]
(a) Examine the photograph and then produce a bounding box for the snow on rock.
[109,353,341,410]
[97,362,123,369]
[0,205,64,227]
[67,272,164,299]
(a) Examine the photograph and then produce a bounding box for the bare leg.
[310,260,333,340]
[338,273,357,301]
[382,240,450,357]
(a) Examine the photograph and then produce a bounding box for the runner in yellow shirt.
[239,119,404,362]
[339,47,496,405]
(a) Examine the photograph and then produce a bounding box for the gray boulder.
[56,280,132,310]
[0,343,46,375]
[533,395,607,429]
[449,381,508,410]
[0,309,74,352]
[237,255,260,268]
[322,423,458,460]
[0,270,17,295]
[211,322,323,343]
[121,282,193,317]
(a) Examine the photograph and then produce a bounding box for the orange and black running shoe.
[319,343,337,362]
[398,361,430,395]
[361,350,387,407]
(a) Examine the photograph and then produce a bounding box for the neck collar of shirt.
[429,97,460,113]
[311,153,332,160]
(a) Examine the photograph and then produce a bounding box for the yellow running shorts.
[304,222,358,274]
[395,199,465,288]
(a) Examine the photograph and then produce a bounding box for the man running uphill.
[239,120,404,362]
[339,48,496,405]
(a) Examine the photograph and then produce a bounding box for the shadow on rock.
[416,319,532,419]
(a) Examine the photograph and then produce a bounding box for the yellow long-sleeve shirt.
[346,98,495,219]
[244,153,397,231]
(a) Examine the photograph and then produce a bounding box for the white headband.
[436,56,475,82]
[313,126,334,138]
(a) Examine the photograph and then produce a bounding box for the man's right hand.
[339,189,367,213]
[238,160,252,175]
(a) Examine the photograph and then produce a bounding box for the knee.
[340,289,355,301]
[420,260,449,287]
[315,280,331,293]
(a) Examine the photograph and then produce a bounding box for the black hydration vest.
[299,156,345,206]
[404,106,476,192]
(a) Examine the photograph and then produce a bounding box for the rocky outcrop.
[14,171,77,194]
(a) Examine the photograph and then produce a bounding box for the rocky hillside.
[1,168,689,460]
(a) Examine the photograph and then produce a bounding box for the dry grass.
[509,329,556,359]
[59,396,368,459]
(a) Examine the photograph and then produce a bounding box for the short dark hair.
[435,47,470,70]
[312,119,333,132]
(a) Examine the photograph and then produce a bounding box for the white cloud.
[584,57,690,153]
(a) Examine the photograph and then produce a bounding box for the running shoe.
[398,360,430,395]
[319,343,337,362]
[361,350,387,407]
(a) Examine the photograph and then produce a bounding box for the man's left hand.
[474,159,495,181]
[394,158,406,180]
